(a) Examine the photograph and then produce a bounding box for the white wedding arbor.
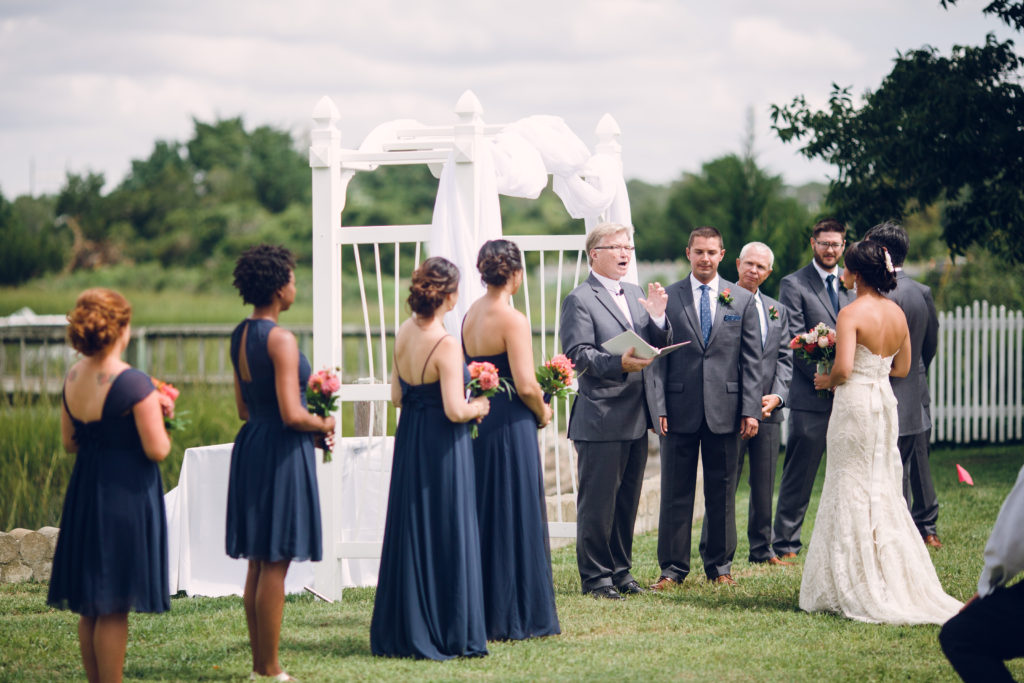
[308,91,635,600]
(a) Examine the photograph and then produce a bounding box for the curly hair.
[232,244,296,307]
[408,257,460,317]
[477,239,523,286]
[66,288,132,357]
[843,240,897,293]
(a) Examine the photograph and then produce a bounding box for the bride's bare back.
[819,290,911,390]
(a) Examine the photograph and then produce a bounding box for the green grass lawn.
[1,445,1022,681]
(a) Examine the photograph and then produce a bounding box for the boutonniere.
[837,274,848,292]
[717,288,734,305]
[768,305,779,321]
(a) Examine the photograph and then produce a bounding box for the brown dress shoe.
[779,552,798,560]
[765,556,794,566]
[649,576,679,591]
[711,574,737,586]
[923,534,943,549]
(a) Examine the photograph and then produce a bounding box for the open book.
[602,329,690,360]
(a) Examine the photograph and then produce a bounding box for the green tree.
[0,191,65,284]
[771,1,1024,261]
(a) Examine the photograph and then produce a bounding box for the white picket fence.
[931,300,1024,443]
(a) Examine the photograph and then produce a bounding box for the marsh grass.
[1,445,1022,681]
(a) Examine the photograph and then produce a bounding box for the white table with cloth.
[165,437,394,597]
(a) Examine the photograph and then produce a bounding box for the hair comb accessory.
[882,247,895,274]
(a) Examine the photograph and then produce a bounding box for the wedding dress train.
[799,344,962,625]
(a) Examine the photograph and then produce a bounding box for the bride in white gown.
[799,240,963,625]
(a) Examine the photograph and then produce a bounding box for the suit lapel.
[677,282,703,349]
[807,265,837,325]
[589,276,632,331]
[623,285,641,330]
[706,283,730,347]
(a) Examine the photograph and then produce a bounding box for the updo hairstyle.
[233,244,296,307]
[408,256,460,317]
[477,239,523,286]
[66,288,132,357]
[843,240,897,294]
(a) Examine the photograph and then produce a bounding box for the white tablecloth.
[165,443,314,597]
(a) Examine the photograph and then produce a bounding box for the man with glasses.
[560,222,669,600]
[772,218,853,560]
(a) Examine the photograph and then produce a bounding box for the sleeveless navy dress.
[370,340,487,660]
[225,318,322,562]
[48,368,169,616]
[465,350,560,641]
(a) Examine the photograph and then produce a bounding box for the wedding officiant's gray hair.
[585,222,634,265]
[739,241,775,268]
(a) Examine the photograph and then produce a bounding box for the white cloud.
[730,16,864,70]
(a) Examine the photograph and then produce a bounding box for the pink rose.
[478,371,499,391]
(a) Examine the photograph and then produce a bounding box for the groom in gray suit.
[865,220,942,548]
[652,226,762,587]
[773,218,854,559]
[560,222,669,600]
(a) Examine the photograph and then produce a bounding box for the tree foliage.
[770,1,1024,261]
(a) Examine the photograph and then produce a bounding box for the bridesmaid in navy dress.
[226,245,335,681]
[462,239,561,641]
[49,288,173,683]
[370,257,491,660]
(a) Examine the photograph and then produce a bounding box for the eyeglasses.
[593,245,635,252]
[814,240,845,250]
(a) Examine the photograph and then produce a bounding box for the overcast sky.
[0,0,1018,198]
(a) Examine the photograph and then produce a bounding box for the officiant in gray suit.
[652,226,762,588]
[559,222,670,600]
[865,220,942,548]
[773,218,854,559]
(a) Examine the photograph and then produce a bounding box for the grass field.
[1,444,1021,681]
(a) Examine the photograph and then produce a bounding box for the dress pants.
[659,419,740,580]
[899,430,939,537]
[940,582,1024,683]
[772,408,830,557]
[574,436,648,593]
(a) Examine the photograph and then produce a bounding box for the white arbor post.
[309,96,345,599]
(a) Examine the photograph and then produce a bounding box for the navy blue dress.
[370,346,487,660]
[48,369,169,616]
[226,318,322,563]
[466,351,560,641]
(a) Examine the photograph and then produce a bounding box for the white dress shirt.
[978,464,1024,597]
[753,290,768,346]
[592,271,666,329]
[689,273,721,320]
[811,259,839,286]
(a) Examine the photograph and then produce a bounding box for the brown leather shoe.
[711,574,737,586]
[649,576,680,591]
[779,552,798,560]
[765,556,794,566]
[923,534,943,549]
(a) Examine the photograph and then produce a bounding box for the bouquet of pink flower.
[466,360,513,437]
[153,378,190,432]
[306,367,341,462]
[536,354,576,403]
[789,322,837,398]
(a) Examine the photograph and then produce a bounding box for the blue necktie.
[826,274,840,315]
[699,284,712,344]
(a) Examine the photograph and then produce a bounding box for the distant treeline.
[2,116,1022,309]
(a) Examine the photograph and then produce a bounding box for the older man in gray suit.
[652,226,762,587]
[560,222,669,600]
[865,220,942,548]
[773,218,854,559]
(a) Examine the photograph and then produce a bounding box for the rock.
[37,527,60,556]
[0,532,17,564]
[29,560,52,582]
[16,530,50,564]
[1,561,33,584]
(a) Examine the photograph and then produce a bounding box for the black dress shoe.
[588,586,624,600]
[616,580,647,595]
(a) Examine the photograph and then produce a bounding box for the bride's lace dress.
[799,344,963,624]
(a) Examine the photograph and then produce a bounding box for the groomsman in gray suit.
[732,242,794,565]
[865,221,942,548]
[560,222,670,600]
[652,226,762,587]
[773,218,854,559]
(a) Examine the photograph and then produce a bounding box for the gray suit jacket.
[887,270,939,435]
[662,276,763,434]
[778,263,854,412]
[755,291,793,425]
[560,273,670,442]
